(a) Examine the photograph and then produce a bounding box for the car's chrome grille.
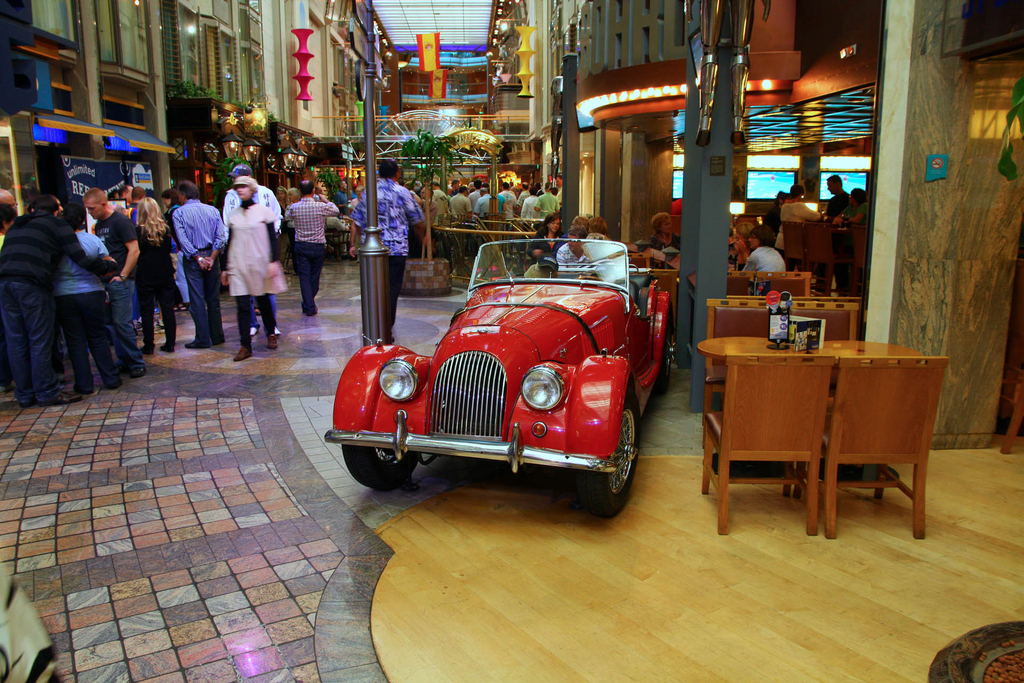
[430,351,507,438]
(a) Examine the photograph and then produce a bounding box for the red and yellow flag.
[417,33,441,71]
[429,69,448,99]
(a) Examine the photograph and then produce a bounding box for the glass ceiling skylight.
[373,0,494,50]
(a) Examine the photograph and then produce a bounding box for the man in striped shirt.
[172,181,228,348]
[286,180,339,316]
[0,195,117,407]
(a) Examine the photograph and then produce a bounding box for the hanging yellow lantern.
[515,26,536,98]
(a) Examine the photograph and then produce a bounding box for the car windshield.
[470,239,630,292]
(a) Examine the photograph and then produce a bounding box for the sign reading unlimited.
[62,156,153,203]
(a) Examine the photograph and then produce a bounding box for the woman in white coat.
[222,176,286,361]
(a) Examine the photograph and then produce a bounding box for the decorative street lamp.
[242,138,262,165]
[294,148,309,171]
[282,147,299,172]
[221,131,244,158]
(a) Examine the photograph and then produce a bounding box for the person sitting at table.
[823,175,850,219]
[834,188,869,225]
[631,212,681,269]
[778,184,824,251]
[743,227,786,272]
[588,216,609,236]
[764,191,786,233]
[556,224,591,265]
[730,222,755,270]
[528,213,564,259]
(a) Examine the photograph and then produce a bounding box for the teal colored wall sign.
[926,154,949,182]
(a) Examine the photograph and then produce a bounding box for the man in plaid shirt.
[350,159,424,334]
[286,180,339,315]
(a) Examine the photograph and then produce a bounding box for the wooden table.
[697,337,921,362]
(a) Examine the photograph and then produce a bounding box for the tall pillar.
[680,36,733,411]
[868,0,1024,448]
[145,0,170,191]
[597,128,622,238]
[69,0,105,161]
[620,132,672,241]
[560,54,579,228]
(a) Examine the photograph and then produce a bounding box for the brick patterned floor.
[0,396,340,683]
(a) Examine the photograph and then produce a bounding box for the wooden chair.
[823,356,948,539]
[805,224,853,295]
[999,364,1024,453]
[703,298,861,420]
[780,221,807,271]
[702,355,834,535]
[629,253,651,269]
[725,271,812,297]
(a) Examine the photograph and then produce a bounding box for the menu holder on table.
[789,317,825,352]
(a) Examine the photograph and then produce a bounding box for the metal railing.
[431,215,538,281]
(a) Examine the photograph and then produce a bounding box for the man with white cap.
[222,164,282,339]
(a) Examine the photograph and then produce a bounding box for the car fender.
[333,345,413,432]
[563,355,632,457]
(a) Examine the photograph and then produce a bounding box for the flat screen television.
[746,171,795,200]
[818,171,868,200]
[672,170,684,199]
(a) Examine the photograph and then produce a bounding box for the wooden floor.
[371,450,1024,682]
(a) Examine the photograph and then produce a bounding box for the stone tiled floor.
[0,259,701,683]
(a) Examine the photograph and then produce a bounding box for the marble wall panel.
[621,133,673,241]
[884,0,1024,447]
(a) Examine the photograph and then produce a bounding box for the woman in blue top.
[53,203,121,394]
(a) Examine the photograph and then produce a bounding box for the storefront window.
[118,0,149,72]
[33,0,77,42]
[179,6,200,84]
[97,0,117,62]
[0,115,39,211]
[222,34,235,102]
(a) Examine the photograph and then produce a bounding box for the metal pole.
[357,0,392,345]
[560,53,579,230]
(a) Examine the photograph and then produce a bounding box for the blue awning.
[105,124,175,154]
[35,114,115,137]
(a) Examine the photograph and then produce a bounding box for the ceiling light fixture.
[577,83,687,118]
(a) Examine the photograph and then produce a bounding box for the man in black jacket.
[0,195,118,407]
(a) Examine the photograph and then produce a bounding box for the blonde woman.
[135,197,176,353]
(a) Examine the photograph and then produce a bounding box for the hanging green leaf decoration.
[997,73,1024,181]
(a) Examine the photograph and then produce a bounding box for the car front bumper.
[324,410,617,474]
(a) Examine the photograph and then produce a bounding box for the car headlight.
[379,359,418,401]
[521,366,564,411]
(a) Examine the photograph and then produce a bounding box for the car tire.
[653,329,672,395]
[342,445,417,491]
[576,392,641,517]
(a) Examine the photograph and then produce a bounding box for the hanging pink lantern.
[292,28,315,101]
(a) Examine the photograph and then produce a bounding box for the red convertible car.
[325,239,672,516]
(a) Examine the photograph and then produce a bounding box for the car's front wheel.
[342,445,417,491]
[576,393,641,517]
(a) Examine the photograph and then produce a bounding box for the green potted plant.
[166,80,218,99]
[400,130,455,260]
[315,167,343,201]
[212,156,246,207]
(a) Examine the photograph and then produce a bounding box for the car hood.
[449,284,624,360]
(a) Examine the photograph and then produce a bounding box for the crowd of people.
[730,175,870,277]
[444,178,563,222]
[0,161,349,406]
